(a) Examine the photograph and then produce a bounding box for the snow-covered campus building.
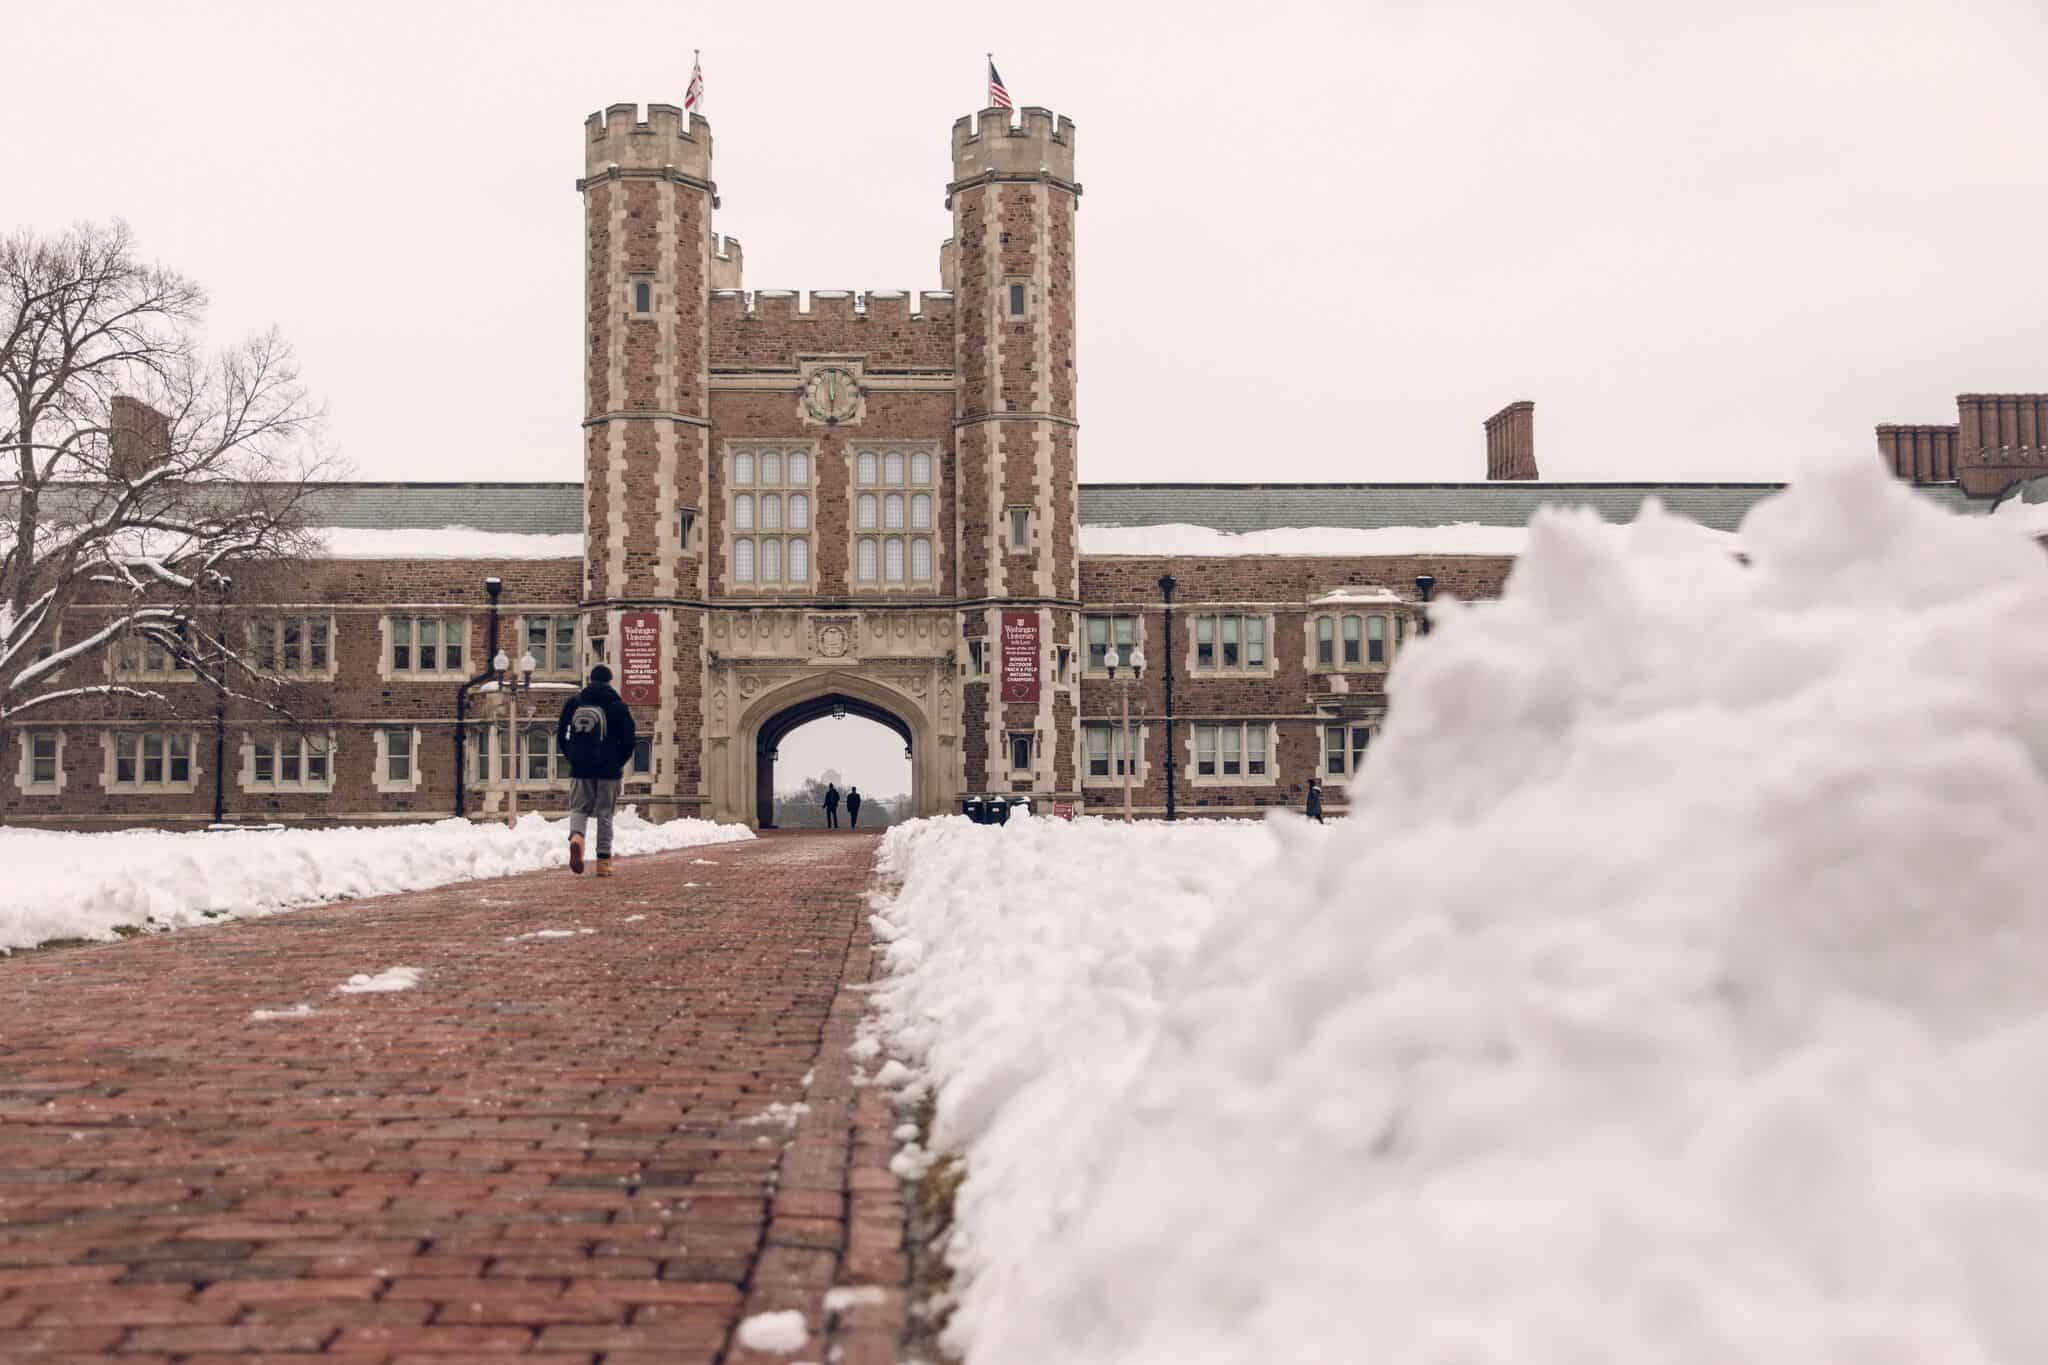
[5,104,2045,830]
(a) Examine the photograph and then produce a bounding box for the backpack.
[564,702,610,770]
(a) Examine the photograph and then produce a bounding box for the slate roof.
[1076,481,1987,534]
[14,479,1991,538]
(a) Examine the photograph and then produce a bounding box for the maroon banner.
[1000,611,1040,703]
[618,611,662,706]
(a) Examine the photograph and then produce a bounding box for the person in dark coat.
[822,782,841,829]
[557,664,637,876]
[846,785,863,828]
[1305,777,1325,824]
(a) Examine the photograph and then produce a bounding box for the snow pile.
[735,1309,809,1352]
[0,810,750,952]
[336,966,421,995]
[1079,518,1743,558]
[312,526,582,559]
[874,460,2048,1364]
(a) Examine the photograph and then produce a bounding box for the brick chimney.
[1484,400,1537,480]
[1875,423,1958,484]
[108,396,171,482]
[1955,393,2048,497]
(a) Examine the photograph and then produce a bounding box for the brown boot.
[568,832,585,875]
[595,858,615,879]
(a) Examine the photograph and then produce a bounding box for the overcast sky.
[9,0,2046,493]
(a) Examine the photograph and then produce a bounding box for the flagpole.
[985,53,991,109]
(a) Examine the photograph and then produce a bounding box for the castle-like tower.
[576,101,1084,825]
[946,108,1083,797]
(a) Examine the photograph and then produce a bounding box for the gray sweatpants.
[568,778,620,858]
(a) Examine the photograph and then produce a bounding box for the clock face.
[804,367,860,424]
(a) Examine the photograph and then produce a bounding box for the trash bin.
[992,797,1011,826]
[962,796,985,825]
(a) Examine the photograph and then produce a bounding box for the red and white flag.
[685,51,705,114]
[987,56,1012,110]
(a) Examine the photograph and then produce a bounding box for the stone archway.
[753,693,913,828]
[725,669,949,830]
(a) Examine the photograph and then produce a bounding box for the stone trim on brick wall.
[237,729,339,795]
[1185,720,1282,789]
[13,727,67,796]
[1080,719,1150,789]
[99,729,203,796]
[372,726,424,795]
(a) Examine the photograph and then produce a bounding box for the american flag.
[685,52,704,114]
[987,57,1012,110]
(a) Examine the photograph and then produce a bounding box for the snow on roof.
[312,527,582,559]
[1314,587,1405,604]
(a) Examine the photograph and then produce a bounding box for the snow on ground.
[312,526,582,559]
[735,1309,809,1352]
[336,966,420,995]
[872,460,2048,1365]
[0,810,750,952]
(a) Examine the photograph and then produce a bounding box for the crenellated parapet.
[710,234,743,290]
[583,102,713,182]
[708,289,956,323]
[950,106,1076,186]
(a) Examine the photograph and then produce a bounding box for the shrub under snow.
[872,460,2048,1365]
[0,809,749,952]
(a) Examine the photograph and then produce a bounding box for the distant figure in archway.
[822,782,841,828]
[847,786,863,829]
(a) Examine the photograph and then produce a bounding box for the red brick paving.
[0,831,912,1361]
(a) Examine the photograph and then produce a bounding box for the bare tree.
[1,220,332,722]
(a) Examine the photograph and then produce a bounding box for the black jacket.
[1305,784,1323,818]
[556,683,637,780]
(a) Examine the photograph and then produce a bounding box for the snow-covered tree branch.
[1,220,338,723]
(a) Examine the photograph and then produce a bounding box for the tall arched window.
[910,493,931,530]
[761,494,782,531]
[734,538,755,582]
[909,451,931,485]
[857,538,878,582]
[1342,615,1362,665]
[884,451,904,486]
[789,493,810,530]
[1367,615,1387,663]
[911,537,932,581]
[733,451,755,486]
[760,450,782,486]
[788,451,810,485]
[788,537,809,583]
[761,537,782,583]
[884,537,905,582]
[734,495,754,531]
[884,494,905,530]
[857,451,878,485]
[857,494,878,530]
[1316,616,1334,666]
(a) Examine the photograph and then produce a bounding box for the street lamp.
[1103,642,1146,823]
[494,648,537,828]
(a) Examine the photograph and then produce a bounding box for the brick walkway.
[0,831,910,1363]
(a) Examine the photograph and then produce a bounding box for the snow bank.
[311,526,582,559]
[0,810,750,952]
[1078,517,1744,558]
[873,460,2048,1365]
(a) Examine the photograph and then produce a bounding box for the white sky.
[774,717,910,801]
[9,0,2045,489]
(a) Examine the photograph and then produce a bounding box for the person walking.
[1305,777,1325,825]
[846,785,863,829]
[558,664,637,877]
[822,782,841,829]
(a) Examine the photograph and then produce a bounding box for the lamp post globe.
[1129,646,1146,677]
[1103,644,1120,675]
[493,650,511,675]
[518,653,537,679]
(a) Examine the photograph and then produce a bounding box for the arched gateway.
[705,664,959,829]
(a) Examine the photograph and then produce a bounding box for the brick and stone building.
[5,102,2044,830]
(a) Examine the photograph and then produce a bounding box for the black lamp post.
[1157,574,1178,822]
[1415,574,1436,637]
[211,574,232,826]
[454,577,503,820]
